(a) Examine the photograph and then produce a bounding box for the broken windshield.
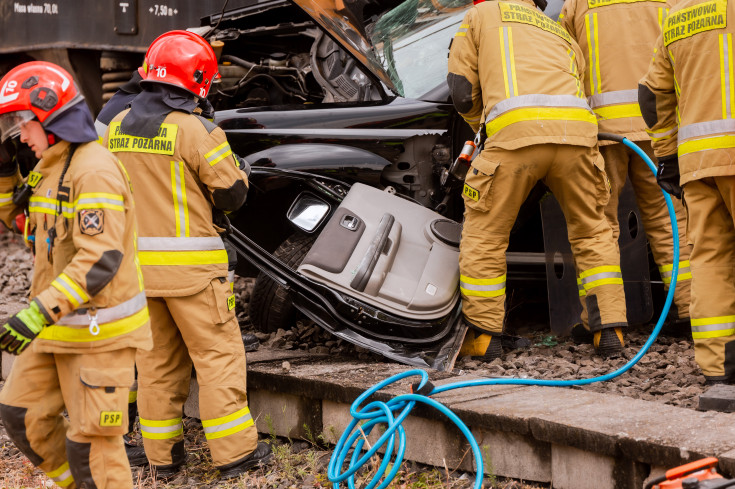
[368,0,472,98]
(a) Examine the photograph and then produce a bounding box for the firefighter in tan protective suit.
[0,61,151,488]
[640,0,735,384]
[449,0,628,360]
[103,31,272,480]
[559,0,692,331]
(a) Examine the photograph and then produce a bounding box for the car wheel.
[248,233,316,333]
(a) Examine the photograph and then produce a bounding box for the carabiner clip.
[88,312,100,336]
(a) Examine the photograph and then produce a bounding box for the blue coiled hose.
[328,137,680,489]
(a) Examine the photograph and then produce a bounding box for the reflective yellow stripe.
[75,192,125,212]
[51,274,90,308]
[499,27,511,98]
[691,315,735,339]
[171,161,189,238]
[459,274,506,285]
[679,135,735,157]
[460,274,506,298]
[455,23,469,37]
[205,141,233,167]
[593,103,642,120]
[508,27,518,98]
[129,390,138,403]
[47,461,74,487]
[0,192,11,207]
[585,13,601,95]
[659,260,690,273]
[486,107,596,138]
[577,277,586,297]
[138,249,229,266]
[38,307,149,342]
[579,265,623,291]
[579,265,620,279]
[202,406,254,440]
[28,196,74,218]
[646,124,678,142]
[140,417,184,440]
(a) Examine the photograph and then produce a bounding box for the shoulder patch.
[195,115,218,134]
[79,209,104,236]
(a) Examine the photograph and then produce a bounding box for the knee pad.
[0,404,43,465]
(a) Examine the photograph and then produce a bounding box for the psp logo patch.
[79,209,104,236]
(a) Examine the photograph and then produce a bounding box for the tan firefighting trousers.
[0,348,136,489]
[600,141,691,319]
[682,177,735,382]
[460,143,627,334]
[136,277,258,468]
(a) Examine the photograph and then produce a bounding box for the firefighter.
[559,0,692,333]
[640,0,735,384]
[102,30,272,480]
[93,69,259,468]
[448,0,628,360]
[0,61,151,488]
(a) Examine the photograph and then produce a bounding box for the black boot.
[594,328,624,358]
[242,333,260,352]
[124,434,148,467]
[218,442,274,480]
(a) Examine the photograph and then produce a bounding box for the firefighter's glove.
[0,301,48,355]
[234,153,252,177]
[0,139,17,177]
[656,154,682,199]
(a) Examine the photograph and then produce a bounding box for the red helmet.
[142,30,219,98]
[0,61,83,142]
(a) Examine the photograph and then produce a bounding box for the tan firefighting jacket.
[639,0,735,185]
[104,110,248,297]
[559,0,671,141]
[0,141,151,354]
[447,0,598,164]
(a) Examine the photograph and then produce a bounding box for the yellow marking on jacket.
[107,122,178,156]
[663,0,727,46]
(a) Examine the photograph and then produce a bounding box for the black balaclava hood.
[43,100,98,143]
[96,70,143,126]
[120,83,197,138]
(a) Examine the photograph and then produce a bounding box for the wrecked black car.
[195,0,655,368]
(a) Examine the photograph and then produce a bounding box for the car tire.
[248,233,316,333]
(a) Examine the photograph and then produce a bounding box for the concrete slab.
[551,444,616,489]
[699,384,735,413]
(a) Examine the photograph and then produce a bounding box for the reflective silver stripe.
[51,468,72,483]
[503,27,515,98]
[459,281,506,292]
[679,119,735,141]
[692,322,735,333]
[660,266,691,279]
[588,89,638,109]
[140,422,183,434]
[56,292,147,326]
[206,143,232,165]
[202,412,253,435]
[173,161,187,237]
[76,197,123,207]
[0,193,11,205]
[486,94,591,122]
[95,120,108,138]
[648,125,679,140]
[138,236,225,251]
[580,271,622,284]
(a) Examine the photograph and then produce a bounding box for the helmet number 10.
[155,67,167,78]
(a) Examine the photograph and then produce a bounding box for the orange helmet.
[142,30,219,98]
[0,61,84,142]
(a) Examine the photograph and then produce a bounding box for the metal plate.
[541,180,653,336]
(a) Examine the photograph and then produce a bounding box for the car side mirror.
[287,192,331,233]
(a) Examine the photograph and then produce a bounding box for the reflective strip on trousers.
[56,291,147,326]
[577,277,586,297]
[499,26,518,99]
[202,406,255,440]
[38,307,150,342]
[170,161,189,238]
[691,315,735,339]
[720,33,735,120]
[585,12,601,95]
[140,417,184,440]
[51,273,90,308]
[460,274,506,298]
[138,236,228,266]
[0,192,11,207]
[579,265,623,291]
[46,461,74,487]
[658,260,691,285]
[204,142,233,167]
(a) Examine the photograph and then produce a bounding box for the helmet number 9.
[155,67,167,78]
